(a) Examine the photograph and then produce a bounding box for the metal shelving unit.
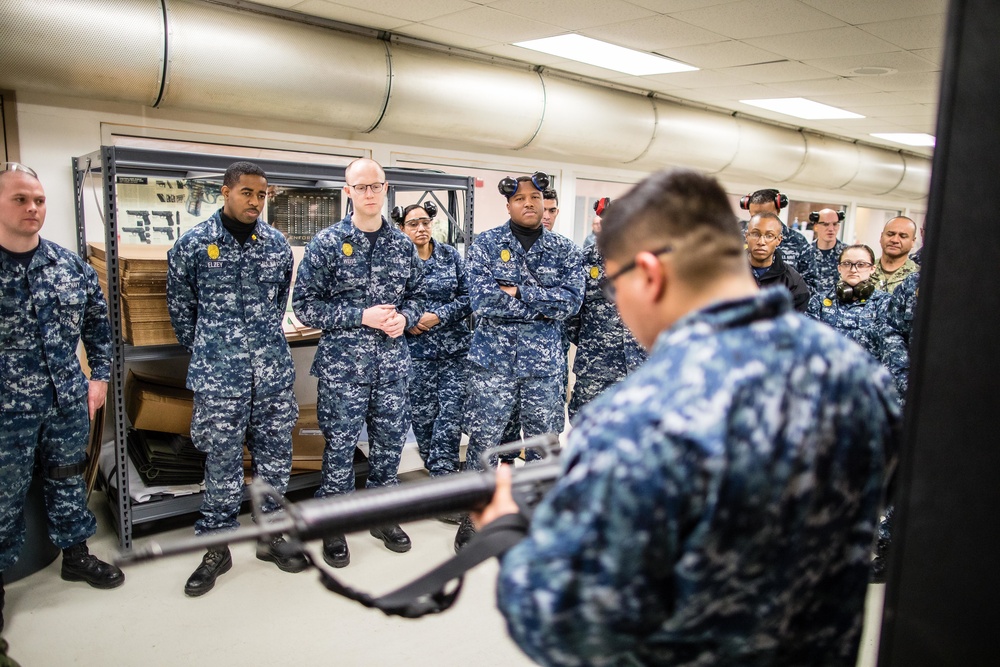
[73,146,475,550]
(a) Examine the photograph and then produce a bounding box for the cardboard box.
[125,370,193,436]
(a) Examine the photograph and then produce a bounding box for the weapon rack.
[73,146,475,550]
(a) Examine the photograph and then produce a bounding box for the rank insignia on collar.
[500,249,511,262]
[589,266,600,279]
[823,298,833,307]
[207,244,220,260]
[251,234,258,242]
[343,242,354,257]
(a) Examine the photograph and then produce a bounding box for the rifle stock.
[117,434,560,566]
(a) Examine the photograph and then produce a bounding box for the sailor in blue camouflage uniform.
[457,173,583,550]
[799,208,846,296]
[739,188,811,271]
[805,243,909,399]
[393,202,471,478]
[565,207,646,420]
[0,164,124,632]
[293,158,426,567]
[474,169,900,667]
[167,161,306,597]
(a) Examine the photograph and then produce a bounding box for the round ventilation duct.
[845,144,907,196]
[723,119,807,183]
[791,133,861,190]
[639,103,740,174]
[0,0,164,106]
[159,0,389,132]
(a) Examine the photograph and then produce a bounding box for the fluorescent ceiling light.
[514,34,697,76]
[740,97,864,120]
[870,133,936,147]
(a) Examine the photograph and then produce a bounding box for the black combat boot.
[255,536,308,573]
[60,542,125,589]
[370,524,412,553]
[184,547,232,597]
[454,515,476,554]
[322,535,350,568]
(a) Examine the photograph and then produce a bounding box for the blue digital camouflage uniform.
[293,214,425,496]
[0,240,111,570]
[404,240,471,477]
[497,288,900,666]
[167,210,297,535]
[799,239,846,297]
[887,271,920,351]
[910,247,923,266]
[464,222,583,471]
[565,236,646,420]
[806,287,909,398]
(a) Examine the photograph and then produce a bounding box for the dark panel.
[879,0,1000,664]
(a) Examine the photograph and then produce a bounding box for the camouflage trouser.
[464,367,563,472]
[315,377,410,497]
[190,388,297,536]
[0,398,95,571]
[409,358,465,477]
[568,373,621,421]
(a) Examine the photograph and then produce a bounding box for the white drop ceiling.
[251,0,945,157]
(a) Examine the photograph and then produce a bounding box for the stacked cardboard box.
[88,243,177,346]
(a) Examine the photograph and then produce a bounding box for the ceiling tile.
[398,24,498,48]
[859,14,946,50]
[895,88,940,104]
[804,50,940,77]
[625,0,737,10]
[649,69,752,89]
[744,26,901,60]
[800,0,945,25]
[656,40,784,68]
[810,91,922,107]
[257,0,307,9]
[308,0,478,22]
[870,71,941,92]
[911,47,944,66]
[724,61,834,83]
[583,14,727,51]
[769,76,879,96]
[489,0,656,30]
[289,0,411,28]
[423,6,560,41]
[675,82,786,101]
[844,103,936,117]
[670,0,846,40]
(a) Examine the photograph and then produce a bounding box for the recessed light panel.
[870,133,936,147]
[514,34,697,76]
[740,97,865,120]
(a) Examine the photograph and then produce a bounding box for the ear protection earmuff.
[809,210,846,223]
[593,197,612,216]
[498,171,550,198]
[740,192,788,211]
[391,201,439,225]
[836,278,877,304]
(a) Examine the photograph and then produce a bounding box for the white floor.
[3,489,887,667]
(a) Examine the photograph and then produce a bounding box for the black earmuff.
[390,205,405,224]
[809,210,846,223]
[498,171,550,198]
[391,201,439,225]
[593,197,611,216]
[836,278,877,304]
[740,191,788,211]
[423,201,438,219]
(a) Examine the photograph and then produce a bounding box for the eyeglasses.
[838,261,874,270]
[599,244,673,302]
[746,231,780,242]
[404,217,434,229]
[1,162,38,178]
[349,182,385,194]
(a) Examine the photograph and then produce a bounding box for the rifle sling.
[314,512,530,618]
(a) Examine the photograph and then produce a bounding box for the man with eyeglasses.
[0,163,125,631]
[800,208,846,296]
[742,188,811,272]
[293,158,426,567]
[459,172,583,549]
[873,216,919,294]
[744,212,810,312]
[474,169,899,666]
[168,161,306,596]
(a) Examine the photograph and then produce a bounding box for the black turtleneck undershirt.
[220,210,256,246]
[509,220,543,251]
[0,243,39,268]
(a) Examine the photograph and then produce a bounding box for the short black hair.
[749,189,780,206]
[543,189,558,205]
[223,161,266,188]
[599,170,744,287]
[840,244,876,264]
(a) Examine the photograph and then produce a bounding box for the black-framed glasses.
[403,217,434,229]
[1,162,38,178]
[838,261,874,270]
[599,244,673,302]
[746,231,780,242]
[349,181,385,194]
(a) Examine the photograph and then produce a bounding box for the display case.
[73,146,475,550]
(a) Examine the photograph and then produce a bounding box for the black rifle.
[117,434,560,566]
